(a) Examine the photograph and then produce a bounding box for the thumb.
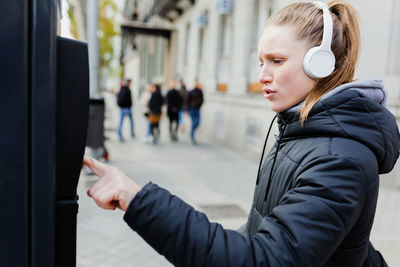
[83,155,111,177]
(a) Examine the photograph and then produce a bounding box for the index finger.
[83,155,111,177]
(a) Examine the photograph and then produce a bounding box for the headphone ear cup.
[303,46,336,79]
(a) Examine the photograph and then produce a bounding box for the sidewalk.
[76,92,400,266]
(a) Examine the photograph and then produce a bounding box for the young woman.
[84,1,399,266]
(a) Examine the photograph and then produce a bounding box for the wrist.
[123,182,153,213]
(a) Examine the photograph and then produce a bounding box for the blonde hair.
[268,1,360,124]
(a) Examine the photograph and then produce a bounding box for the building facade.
[121,0,400,185]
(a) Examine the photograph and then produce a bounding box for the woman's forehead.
[260,25,297,46]
[258,25,309,55]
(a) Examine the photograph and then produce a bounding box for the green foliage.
[67,0,121,78]
[98,0,120,76]
[66,4,78,38]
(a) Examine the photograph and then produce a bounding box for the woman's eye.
[259,62,264,67]
[273,59,283,64]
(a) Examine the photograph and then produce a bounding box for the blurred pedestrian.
[117,79,134,142]
[147,84,164,144]
[187,78,204,144]
[165,80,183,141]
[140,83,153,143]
[177,79,188,131]
[84,1,399,266]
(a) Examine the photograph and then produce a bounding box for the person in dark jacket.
[148,84,164,144]
[117,79,135,142]
[187,79,204,144]
[83,1,399,266]
[165,80,183,141]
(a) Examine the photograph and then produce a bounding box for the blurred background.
[61,0,400,162]
[59,0,400,266]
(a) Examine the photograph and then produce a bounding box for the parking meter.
[55,36,89,267]
[0,1,89,266]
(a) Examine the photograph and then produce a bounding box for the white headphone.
[303,1,336,79]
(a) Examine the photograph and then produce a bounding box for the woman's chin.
[268,103,286,113]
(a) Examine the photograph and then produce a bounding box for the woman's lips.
[263,88,277,98]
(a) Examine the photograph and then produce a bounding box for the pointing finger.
[83,155,111,177]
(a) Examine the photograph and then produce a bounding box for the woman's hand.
[83,156,142,212]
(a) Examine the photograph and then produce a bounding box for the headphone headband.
[313,1,333,50]
[302,1,336,79]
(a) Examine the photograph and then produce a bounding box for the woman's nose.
[259,65,272,84]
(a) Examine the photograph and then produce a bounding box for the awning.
[121,20,175,39]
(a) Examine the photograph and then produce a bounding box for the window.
[196,11,208,80]
[248,0,275,93]
[386,0,400,75]
[198,28,205,62]
[219,14,232,58]
[156,37,166,78]
[250,0,261,49]
[184,23,191,66]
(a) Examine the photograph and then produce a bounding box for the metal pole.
[86,0,106,163]
[87,0,99,98]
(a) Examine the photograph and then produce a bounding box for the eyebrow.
[258,51,286,60]
[263,50,286,56]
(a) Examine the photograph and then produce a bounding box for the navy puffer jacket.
[124,81,399,266]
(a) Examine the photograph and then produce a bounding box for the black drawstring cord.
[263,121,288,201]
[256,115,277,185]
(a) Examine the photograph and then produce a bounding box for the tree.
[67,0,121,80]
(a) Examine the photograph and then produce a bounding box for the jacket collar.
[277,87,399,174]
